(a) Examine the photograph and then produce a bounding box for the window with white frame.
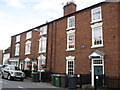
[66,56,75,75]
[25,41,31,55]
[15,43,20,56]
[16,35,20,42]
[93,59,103,64]
[92,26,103,47]
[67,16,75,29]
[91,22,103,48]
[40,25,47,35]
[91,7,102,22]
[39,37,47,53]
[66,30,75,51]
[26,31,32,39]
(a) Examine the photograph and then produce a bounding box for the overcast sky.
[0,0,105,50]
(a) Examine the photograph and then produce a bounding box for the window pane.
[39,37,47,53]
[15,44,20,55]
[40,26,47,35]
[93,27,102,45]
[67,60,74,75]
[26,32,32,39]
[25,41,31,54]
[92,7,101,22]
[68,16,75,29]
[16,35,20,42]
[68,33,75,49]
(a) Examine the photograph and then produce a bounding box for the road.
[0,77,96,90]
[0,77,63,90]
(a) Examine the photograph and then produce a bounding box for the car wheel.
[1,75,4,79]
[1,73,4,79]
[7,74,11,80]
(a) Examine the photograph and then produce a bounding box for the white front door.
[38,59,42,70]
[19,62,24,70]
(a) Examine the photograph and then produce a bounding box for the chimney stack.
[63,1,76,16]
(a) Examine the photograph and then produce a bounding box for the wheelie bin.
[54,74,61,87]
[61,74,68,88]
[31,72,39,82]
[68,75,77,89]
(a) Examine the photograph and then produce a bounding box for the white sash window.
[15,43,20,56]
[25,41,31,55]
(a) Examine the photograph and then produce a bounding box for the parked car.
[1,65,25,81]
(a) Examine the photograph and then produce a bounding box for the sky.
[0,0,105,50]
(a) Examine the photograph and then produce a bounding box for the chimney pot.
[63,1,76,16]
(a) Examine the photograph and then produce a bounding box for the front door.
[94,66,103,75]
[94,66,104,88]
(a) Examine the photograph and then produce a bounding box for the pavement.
[26,77,111,90]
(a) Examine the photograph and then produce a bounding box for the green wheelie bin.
[54,74,61,87]
[31,72,39,82]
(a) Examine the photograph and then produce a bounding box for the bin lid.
[51,74,61,76]
[68,75,77,78]
[51,74,56,76]
[60,74,66,77]
[32,72,38,74]
[55,74,61,76]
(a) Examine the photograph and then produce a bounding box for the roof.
[89,50,105,59]
[12,1,107,37]
[4,47,10,54]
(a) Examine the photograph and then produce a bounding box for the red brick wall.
[118,2,120,77]
[46,23,54,71]
[20,31,40,61]
[10,36,16,58]
[102,2,119,76]
[11,31,40,61]
[47,2,120,76]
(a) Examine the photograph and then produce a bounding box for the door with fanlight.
[92,58,104,86]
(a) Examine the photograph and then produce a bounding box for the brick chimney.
[63,1,76,16]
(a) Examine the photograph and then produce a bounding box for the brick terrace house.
[10,1,120,86]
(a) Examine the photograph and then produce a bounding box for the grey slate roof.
[89,50,105,59]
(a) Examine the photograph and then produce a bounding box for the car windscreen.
[7,66,20,70]
[9,66,15,70]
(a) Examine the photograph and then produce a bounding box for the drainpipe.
[50,22,54,73]
[54,21,57,73]
[46,23,49,71]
